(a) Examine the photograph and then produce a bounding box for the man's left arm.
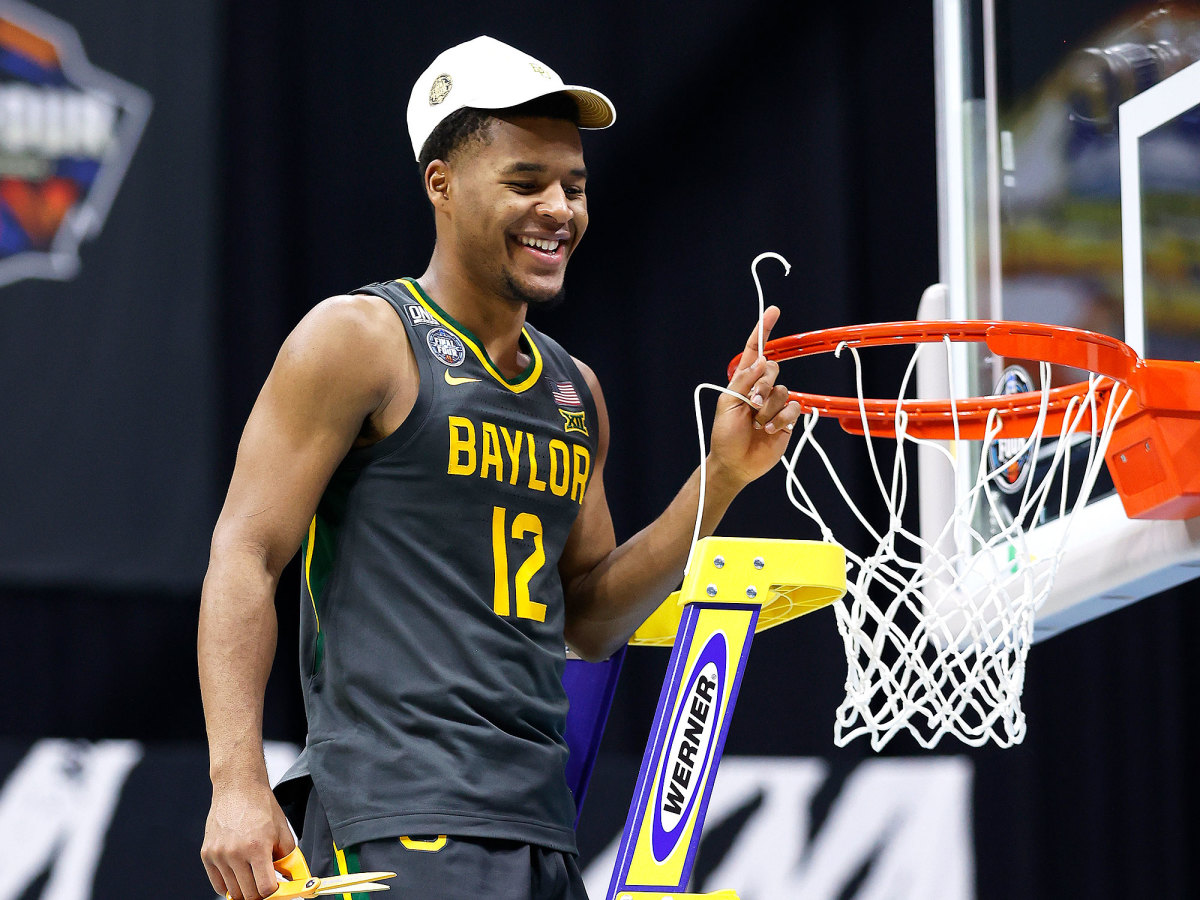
[560,306,801,662]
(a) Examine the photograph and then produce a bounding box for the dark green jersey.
[279,278,599,851]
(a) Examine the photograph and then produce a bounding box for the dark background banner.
[0,0,220,589]
[1,1,1197,897]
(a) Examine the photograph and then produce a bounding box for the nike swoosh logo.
[444,369,482,386]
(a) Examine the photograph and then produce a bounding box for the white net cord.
[778,339,1132,749]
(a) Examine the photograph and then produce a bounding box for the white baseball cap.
[407,35,616,161]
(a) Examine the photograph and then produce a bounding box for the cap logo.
[528,62,551,79]
[429,73,452,105]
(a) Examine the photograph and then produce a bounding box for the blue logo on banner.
[651,631,727,862]
[0,1,151,287]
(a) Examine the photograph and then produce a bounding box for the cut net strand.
[685,252,791,578]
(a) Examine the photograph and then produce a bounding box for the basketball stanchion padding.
[606,536,846,900]
[728,319,1200,749]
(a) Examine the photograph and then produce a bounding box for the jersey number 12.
[492,506,547,622]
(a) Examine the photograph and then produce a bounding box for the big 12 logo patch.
[0,1,150,286]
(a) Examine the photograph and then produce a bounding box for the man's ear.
[425,161,449,205]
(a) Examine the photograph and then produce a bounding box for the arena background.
[0,0,1197,897]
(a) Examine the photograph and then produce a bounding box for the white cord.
[750,251,792,358]
[683,253,792,578]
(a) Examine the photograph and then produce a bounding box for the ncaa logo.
[988,365,1036,494]
[426,326,466,367]
[404,303,438,327]
[0,1,151,287]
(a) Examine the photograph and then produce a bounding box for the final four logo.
[0,1,151,287]
[988,365,1036,494]
[426,326,466,366]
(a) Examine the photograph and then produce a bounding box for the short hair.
[416,92,581,175]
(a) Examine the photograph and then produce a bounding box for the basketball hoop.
[730,318,1200,748]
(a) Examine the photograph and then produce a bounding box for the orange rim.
[727,320,1143,439]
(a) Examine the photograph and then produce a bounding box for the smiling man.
[199,36,802,900]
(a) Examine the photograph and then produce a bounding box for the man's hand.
[709,304,802,487]
[201,780,295,900]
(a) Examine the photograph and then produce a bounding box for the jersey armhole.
[337,282,436,467]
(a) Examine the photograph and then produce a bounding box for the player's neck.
[416,261,531,377]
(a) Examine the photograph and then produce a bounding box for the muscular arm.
[199,294,414,900]
[561,307,801,662]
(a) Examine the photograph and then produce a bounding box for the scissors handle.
[273,847,313,883]
[223,847,318,900]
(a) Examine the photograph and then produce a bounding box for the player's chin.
[526,288,568,312]
[503,271,567,310]
[527,284,567,309]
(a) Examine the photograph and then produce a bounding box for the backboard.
[927,0,1200,640]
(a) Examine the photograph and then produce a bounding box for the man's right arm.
[198,294,413,900]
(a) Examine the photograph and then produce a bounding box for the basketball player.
[199,36,802,900]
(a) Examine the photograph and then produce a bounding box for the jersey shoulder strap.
[333,278,436,463]
[353,278,433,327]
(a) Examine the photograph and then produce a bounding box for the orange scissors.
[225,846,396,898]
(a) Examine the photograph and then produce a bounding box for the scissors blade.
[316,882,390,894]
[312,871,396,895]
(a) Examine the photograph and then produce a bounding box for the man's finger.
[746,359,782,413]
[217,860,247,900]
[734,305,781,371]
[754,384,791,428]
[251,855,280,900]
[726,356,767,401]
[763,399,804,435]
[230,871,255,900]
[203,861,229,899]
[231,857,267,900]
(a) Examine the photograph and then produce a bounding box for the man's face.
[441,115,588,308]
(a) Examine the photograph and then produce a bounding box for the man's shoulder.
[283,291,411,376]
[270,291,416,423]
[305,290,404,337]
[345,279,408,303]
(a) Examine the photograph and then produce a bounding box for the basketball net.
[690,258,1145,749]
[778,336,1131,749]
